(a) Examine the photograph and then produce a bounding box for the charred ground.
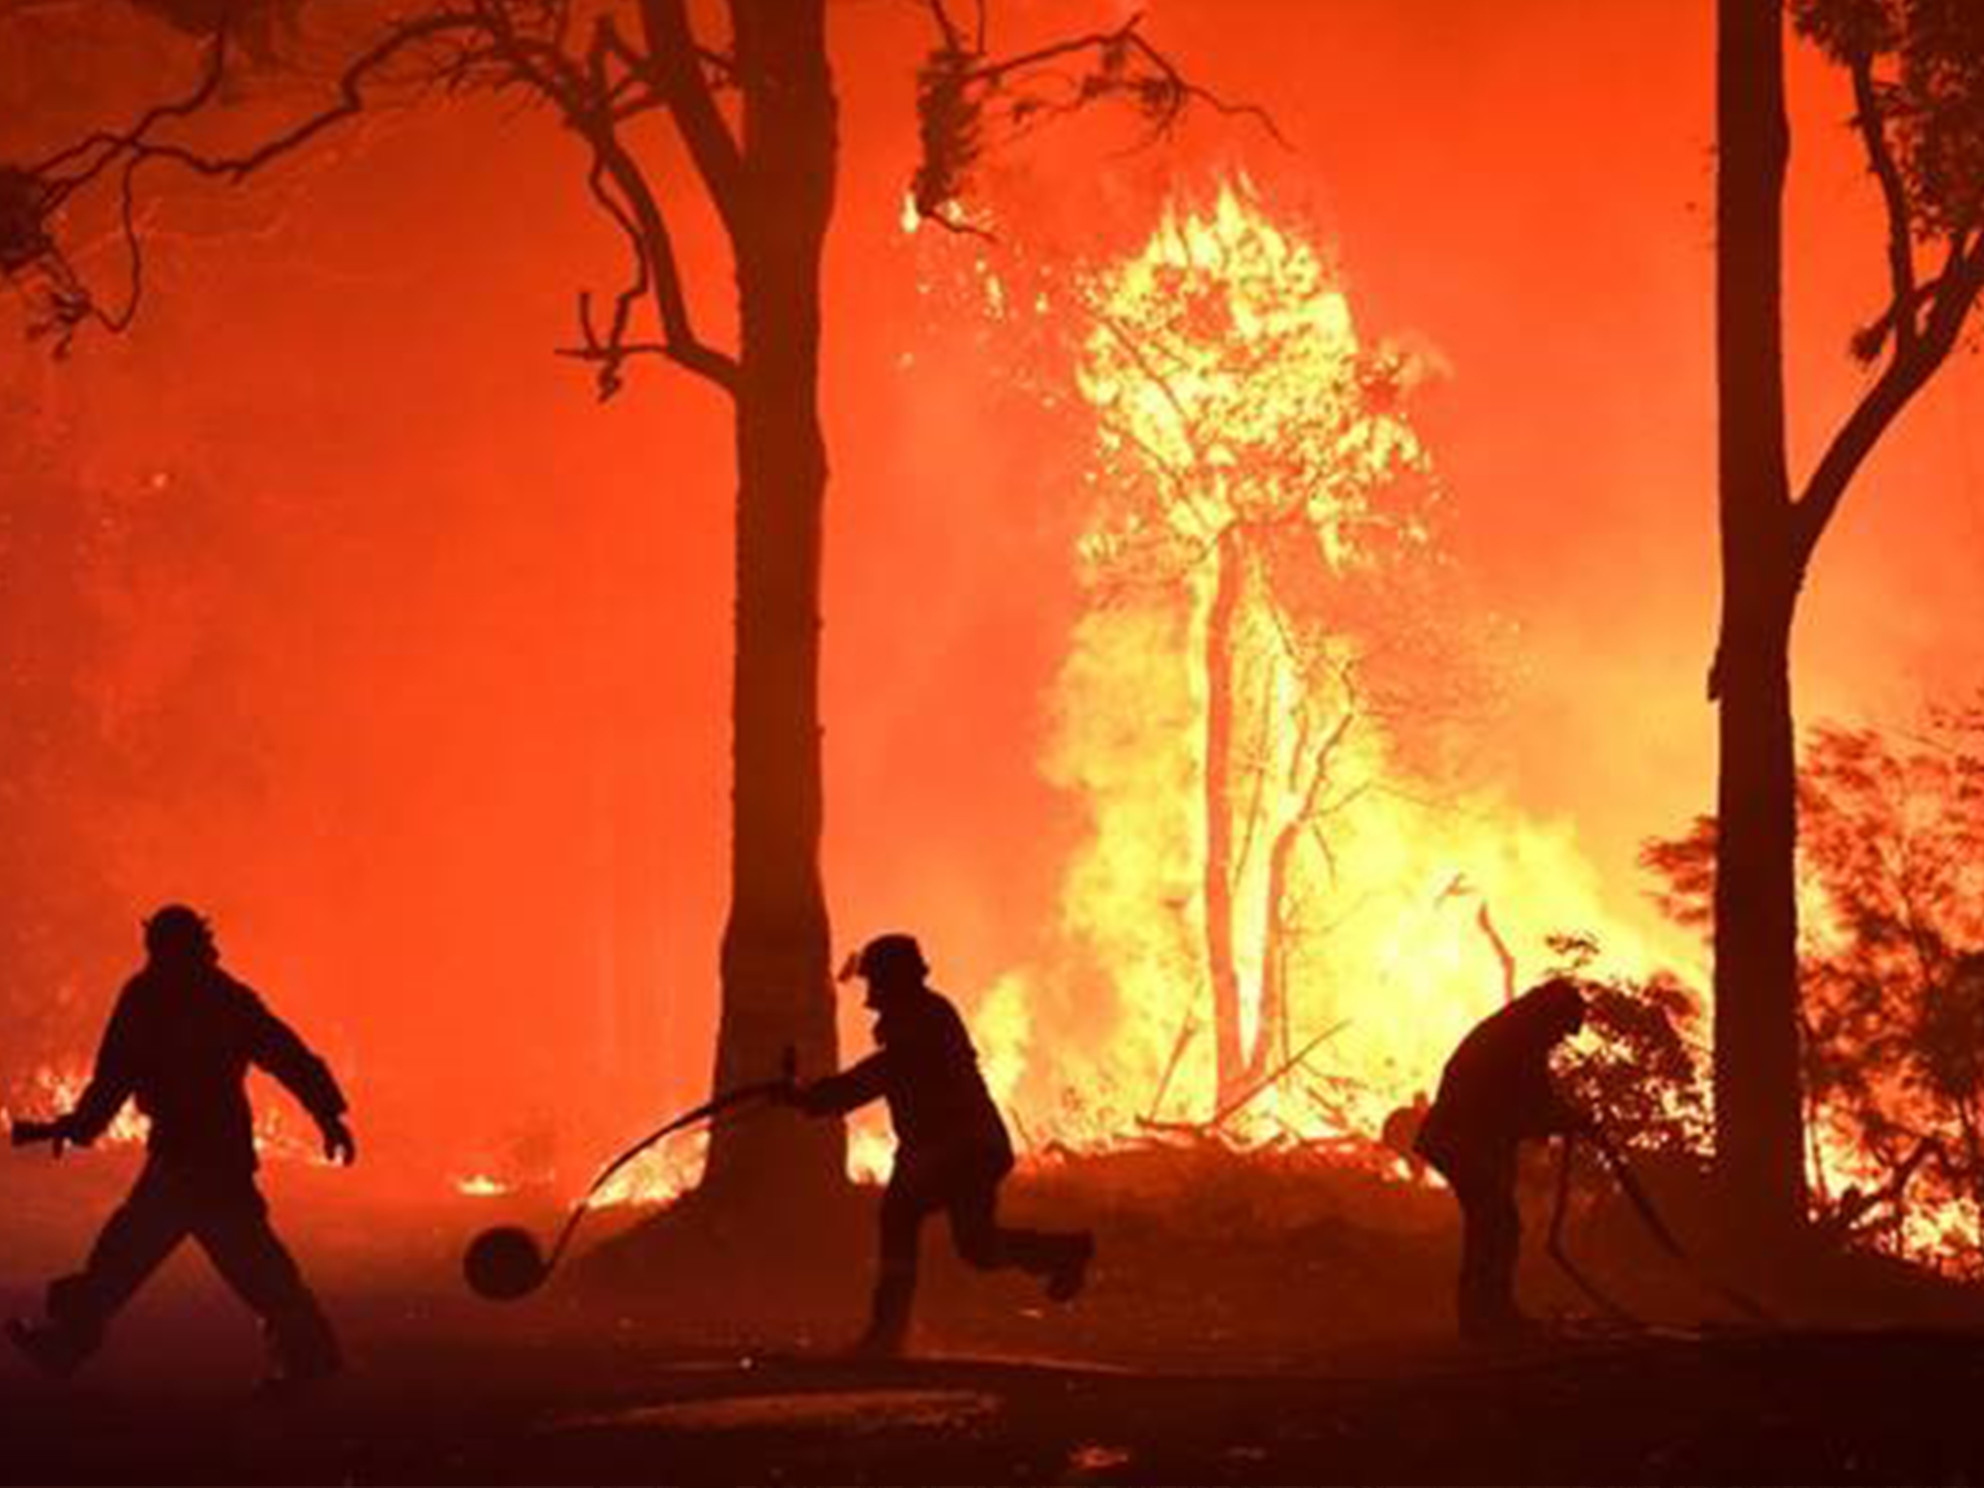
[3,1146,1981,1484]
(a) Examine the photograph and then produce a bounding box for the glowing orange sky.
[3,0,1980,1183]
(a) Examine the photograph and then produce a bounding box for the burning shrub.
[1644,701,1984,1274]
[1544,935,1711,1159]
[1798,712,1984,1272]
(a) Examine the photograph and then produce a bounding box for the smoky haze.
[1,0,1979,1195]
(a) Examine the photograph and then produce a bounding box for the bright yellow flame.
[590,1129,707,1208]
[576,1124,898,1208]
[982,182,1682,1151]
[3,1066,149,1147]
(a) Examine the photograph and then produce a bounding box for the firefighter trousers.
[45,1158,339,1376]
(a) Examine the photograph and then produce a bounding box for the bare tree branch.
[1791,235,1984,572]
[912,4,1280,229]
[1,2,750,394]
[637,0,742,230]
[959,14,1281,144]
[1847,47,1920,358]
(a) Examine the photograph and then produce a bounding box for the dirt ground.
[4,1147,1982,1484]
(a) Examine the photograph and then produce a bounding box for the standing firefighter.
[781,933,1094,1357]
[7,905,353,1392]
[1415,977,1588,1341]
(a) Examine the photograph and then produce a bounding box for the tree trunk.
[701,0,845,1206]
[1203,526,1249,1107]
[1247,810,1300,1090]
[1713,0,1807,1237]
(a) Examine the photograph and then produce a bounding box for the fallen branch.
[1144,1011,1198,1123]
[1208,1019,1351,1129]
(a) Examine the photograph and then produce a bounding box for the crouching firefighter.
[1415,977,1588,1342]
[780,933,1094,1357]
[7,905,354,1392]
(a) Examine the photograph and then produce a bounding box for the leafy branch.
[911,2,1283,233]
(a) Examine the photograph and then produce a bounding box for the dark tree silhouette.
[0,0,1248,1212]
[1712,0,1984,1238]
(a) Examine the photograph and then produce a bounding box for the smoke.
[0,0,1978,1201]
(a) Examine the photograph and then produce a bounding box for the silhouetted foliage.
[1795,0,1984,259]
[1543,934,1710,1159]
[910,2,1276,232]
[1645,706,1984,1270]
[1798,714,1984,1267]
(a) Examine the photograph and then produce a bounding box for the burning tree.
[0,0,1248,1212]
[1713,0,1984,1238]
[910,182,1688,1155]
[1072,184,1451,1114]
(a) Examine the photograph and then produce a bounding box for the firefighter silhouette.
[1415,977,1588,1341]
[781,933,1094,1356]
[7,906,353,1390]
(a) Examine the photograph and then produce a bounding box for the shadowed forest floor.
[3,1147,1981,1483]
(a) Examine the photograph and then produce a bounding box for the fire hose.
[1546,1129,1777,1328]
[463,1049,797,1301]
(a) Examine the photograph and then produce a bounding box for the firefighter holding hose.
[781,933,1094,1357]
[1415,976,1590,1342]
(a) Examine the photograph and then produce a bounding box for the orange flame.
[978,182,1686,1152]
[5,1063,327,1164]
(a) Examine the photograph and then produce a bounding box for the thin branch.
[961,15,1283,149]
[913,7,1281,229]
[636,0,742,230]
[1847,48,1919,356]
[1791,235,1984,571]
[1477,901,1518,1006]
[1208,1019,1349,1128]
[8,15,483,348]
[487,6,735,394]
[31,24,232,184]
[7,4,742,396]
[925,0,966,54]
[561,150,653,400]
[93,14,482,186]
[574,125,739,393]
[1144,1011,1199,1122]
